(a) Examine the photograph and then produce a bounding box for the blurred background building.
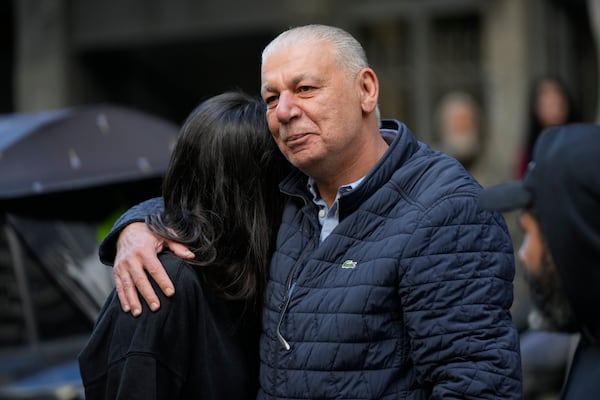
[3,0,598,184]
[0,0,598,398]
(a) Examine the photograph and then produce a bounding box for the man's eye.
[264,96,278,107]
[298,86,313,93]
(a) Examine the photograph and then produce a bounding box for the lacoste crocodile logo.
[341,260,357,269]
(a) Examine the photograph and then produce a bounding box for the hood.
[533,124,600,343]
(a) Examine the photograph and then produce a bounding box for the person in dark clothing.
[77,91,289,399]
[511,77,581,399]
[480,123,600,399]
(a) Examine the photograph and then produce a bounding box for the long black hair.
[146,91,289,306]
[522,77,579,171]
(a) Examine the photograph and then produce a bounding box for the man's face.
[518,211,578,331]
[260,40,367,178]
[438,101,480,165]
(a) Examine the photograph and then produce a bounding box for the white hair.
[261,24,369,77]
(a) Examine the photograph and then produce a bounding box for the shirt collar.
[307,175,366,203]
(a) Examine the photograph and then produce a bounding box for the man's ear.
[358,67,379,113]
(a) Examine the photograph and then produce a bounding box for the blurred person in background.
[435,91,483,170]
[433,90,497,186]
[511,76,582,399]
[78,91,289,399]
[514,77,579,179]
[480,123,600,400]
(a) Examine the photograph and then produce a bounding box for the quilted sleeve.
[400,192,522,399]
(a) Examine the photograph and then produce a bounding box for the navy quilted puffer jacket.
[258,120,522,399]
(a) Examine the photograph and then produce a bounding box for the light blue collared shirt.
[307,176,365,242]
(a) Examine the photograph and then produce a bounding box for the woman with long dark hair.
[514,77,579,179]
[78,91,289,399]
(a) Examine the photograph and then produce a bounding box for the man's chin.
[287,151,320,173]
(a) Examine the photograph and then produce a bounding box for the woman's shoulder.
[157,251,205,298]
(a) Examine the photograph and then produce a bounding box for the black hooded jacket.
[530,124,600,399]
[532,125,600,344]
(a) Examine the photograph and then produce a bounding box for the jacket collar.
[279,119,422,219]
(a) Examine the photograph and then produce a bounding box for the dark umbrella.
[0,103,180,221]
[0,104,179,200]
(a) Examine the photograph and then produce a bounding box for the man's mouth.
[285,133,309,144]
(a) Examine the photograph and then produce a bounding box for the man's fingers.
[129,266,161,313]
[112,222,169,315]
[113,266,144,316]
[145,258,175,297]
[167,240,195,260]
[113,273,130,313]
[111,222,191,316]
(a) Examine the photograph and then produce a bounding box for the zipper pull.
[276,282,296,351]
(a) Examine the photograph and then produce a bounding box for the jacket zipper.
[271,187,318,395]
[275,235,316,351]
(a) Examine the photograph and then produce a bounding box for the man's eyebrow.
[262,74,323,93]
[261,85,275,95]
[296,73,325,86]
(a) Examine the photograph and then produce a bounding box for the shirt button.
[318,209,326,218]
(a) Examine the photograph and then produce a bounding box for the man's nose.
[276,92,300,122]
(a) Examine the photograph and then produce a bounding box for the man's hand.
[113,222,194,316]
